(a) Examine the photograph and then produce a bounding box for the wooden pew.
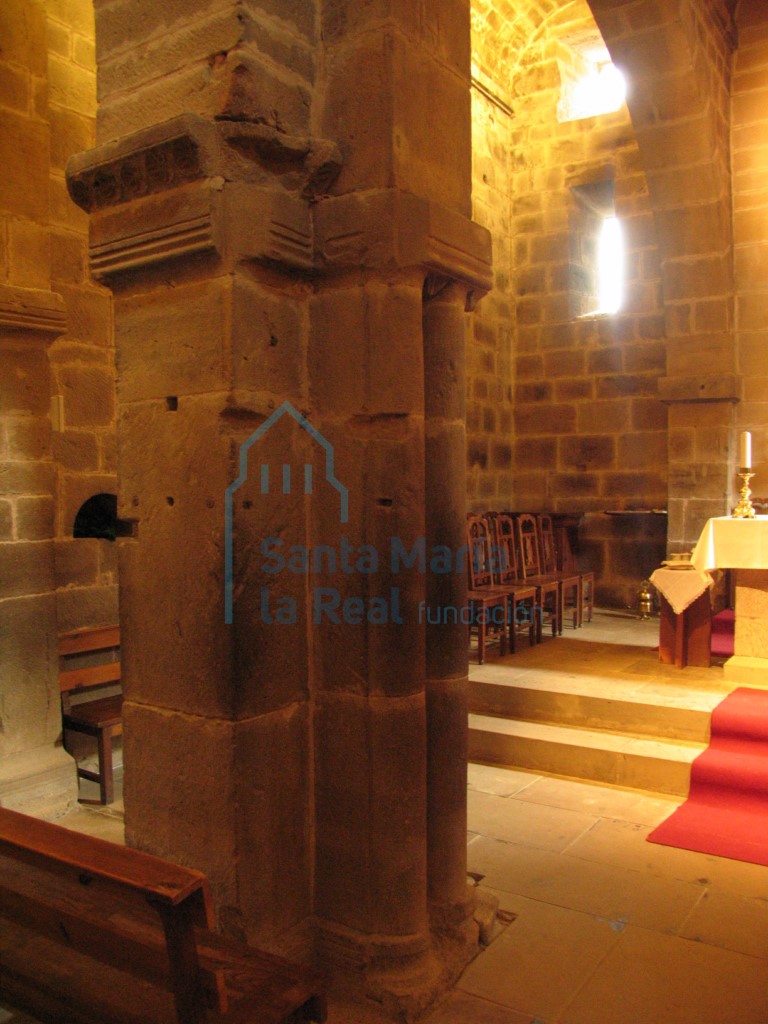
[59,625,122,804]
[0,806,327,1024]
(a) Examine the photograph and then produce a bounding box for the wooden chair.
[515,514,569,636]
[537,514,582,629]
[59,625,122,804]
[555,522,594,624]
[494,513,558,642]
[466,515,508,663]
[483,514,539,651]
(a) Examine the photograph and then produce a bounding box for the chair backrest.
[59,626,121,710]
[538,514,558,575]
[466,515,495,589]
[492,514,521,585]
[516,513,544,579]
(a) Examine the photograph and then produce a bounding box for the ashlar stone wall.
[471,0,668,606]
[733,0,768,495]
[46,0,118,632]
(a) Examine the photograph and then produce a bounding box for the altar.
[690,516,768,682]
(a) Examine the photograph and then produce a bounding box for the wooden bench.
[59,625,122,804]
[0,806,327,1024]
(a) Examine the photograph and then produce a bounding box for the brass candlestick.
[732,470,756,519]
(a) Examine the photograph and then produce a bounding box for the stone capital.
[314,190,492,306]
[0,285,67,341]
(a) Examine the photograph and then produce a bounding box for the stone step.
[468,713,704,796]
[468,671,725,742]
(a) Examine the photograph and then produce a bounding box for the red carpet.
[711,608,735,659]
[648,687,768,866]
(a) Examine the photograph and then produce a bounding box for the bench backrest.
[59,625,121,704]
[0,806,225,1022]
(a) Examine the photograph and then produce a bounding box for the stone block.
[0,460,55,496]
[50,230,88,285]
[311,277,423,417]
[49,174,91,233]
[514,436,556,470]
[116,277,229,402]
[576,399,630,434]
[123,701,240,905]
[46,18,72,58]
[543,350,584,377]
[0,0,47,75]
[694,298,730,334]
[423,287,467,422]
[617,431,667,469]
[101,430,117,473]
[631,398,667,431]
[0,110,48,223]
[5,417,50,462]
[120,395,312,718]
[623,342,665,374]
[54,537,100,587]
[0,346,50,415]
[596,374,656,399]
[603,473,667,506]
[60,365,115,427]
[588,347,623,375]
[556,379,593,402]
[551,473,599,497]
[391,46,471,212]
[314,691,428,936]
[0,501,11,540]
[0,540,55,599]
[49,107,94,174]
[308,417,427,699]
[0,592,61,752]
[320,35,389,192]
[53,430,99,471]
[7,218,49,290]
[72,33,96,69]
[230,704,313,943]
[215,51,312,135]
[55,283,112,347]
[55,581,118,631]
[15,496,54,541]
[515,382,552,403]
[48,53,96,117]
[0,62,31,114]
[560,435,615,471]
[514,403,577,435]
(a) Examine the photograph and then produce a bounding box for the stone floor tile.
[58,804,125,843]
[679,889,768,958]
[457,898,619,1020]
[559,926,768,1024]
[424,991,542,1023]
[513,775,682,826]
[468,790,598,853]
[468,836,705,934]
[467,762,542,797]
[564,816,768,895]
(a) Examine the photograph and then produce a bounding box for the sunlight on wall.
[597,216,624,314]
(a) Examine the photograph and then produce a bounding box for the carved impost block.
[314,191,492,309]
[0,285,67,341]
[657,373,742,404]
[66,114,332,281]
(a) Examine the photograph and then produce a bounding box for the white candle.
[739,430,752,469]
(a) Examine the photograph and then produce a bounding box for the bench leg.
[97,728,115,805]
